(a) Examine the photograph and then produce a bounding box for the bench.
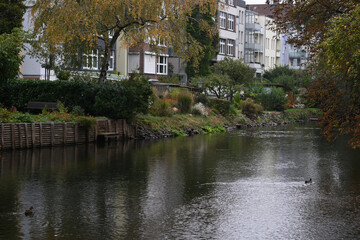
[25,102,58,112]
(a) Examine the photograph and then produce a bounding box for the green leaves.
[196,58,255,101]
[0,28,26,82]
[0,77,152,119]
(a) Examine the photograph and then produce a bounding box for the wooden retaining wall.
[0,119,136,150]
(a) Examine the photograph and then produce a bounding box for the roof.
[247,4,276,18]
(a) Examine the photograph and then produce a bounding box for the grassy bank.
[134,108,322,138]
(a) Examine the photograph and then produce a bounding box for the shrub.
[71,105,85,115]
[259,87,288,111]
[246,82,264,101]
[191,102,208,116]
[158,75,181,84]
[56,70,71,81]
[177,92,193,113]
[194,93,208,105]
[77,116,97,128]
[150,99,171,117]
[0,107,12,122]
[202,125,226,134]
[10,112,33,123]
[0,76,152,119]
[208,98,231,115]
[241,98,263,118]
[171,129,187,137]
[0,106,34,123]
[233,92,242,109]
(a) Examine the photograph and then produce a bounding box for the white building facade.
[216,0,239,61]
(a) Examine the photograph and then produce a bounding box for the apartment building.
[237,0,247,62]
[217,0,239,60]
[244,10,264,77]
[248,3,308,71]
[263,16,280,71]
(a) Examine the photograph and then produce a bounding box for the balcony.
[289,51,307,59]
[276,50,281,57]
[245,22,262,32]
[245,43,263,51]
[247,62,263,71]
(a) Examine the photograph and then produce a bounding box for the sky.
[246,0,267,4]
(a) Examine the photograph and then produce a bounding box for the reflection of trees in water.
[0,141,141,239]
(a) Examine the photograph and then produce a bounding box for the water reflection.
[1,124,360,239]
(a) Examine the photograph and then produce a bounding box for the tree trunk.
[98,30,121,84]
[98,48,110,84]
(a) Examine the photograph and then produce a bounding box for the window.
[108,51,114,71]
[219,39,226,54]
[228,14,234,31]
[227,39,234,56]
[228,0,234,6]
[83,50,98,70]
[100,50,115,71]
[109,30,114,39]
[220,12,226,29]
[157,56,167,74]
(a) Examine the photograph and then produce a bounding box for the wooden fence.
[0,119,136,150]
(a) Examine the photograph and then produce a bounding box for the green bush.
[10,112,33,123]
[56,70,71,81]
[246,82,264,101]
[0,107,12,122]
[241,98,263,118]
[0,76,152,119]
[177,92,193,113]
[259,87,288,111]
[202,125,226,134]
[233,92,242,109]
[194,93,208,105]
[0,29,25,82]
[208,98,230,115]
[71,105,85,115]
[77,116,97,128]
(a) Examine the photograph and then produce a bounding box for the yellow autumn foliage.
[31,0,218,82]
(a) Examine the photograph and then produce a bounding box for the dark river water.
[1,124,360,239]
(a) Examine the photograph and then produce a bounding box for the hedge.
[208,98,230,115]
[0,76,152,119]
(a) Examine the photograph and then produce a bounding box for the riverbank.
[134,108,321,139]
[0,108,321,150]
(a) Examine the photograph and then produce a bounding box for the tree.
[185,5,219,79]
[310,5,360,148]
[194,58,255,101]
[272,0,358,53]
[0,28,25,81]
[211,58,255,101]
[0,0,26,34]
[263,65,310,91]
[198,73,232,99]
[31,0,218,83]
[272,0,360,148]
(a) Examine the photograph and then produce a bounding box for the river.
[0,124,360,239]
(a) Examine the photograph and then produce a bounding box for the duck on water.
[25,206,33,216]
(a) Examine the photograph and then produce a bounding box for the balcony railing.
[289,51,307,59]
[276,50,281,57]
[245,43,263,51]
[245,22,262,32]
